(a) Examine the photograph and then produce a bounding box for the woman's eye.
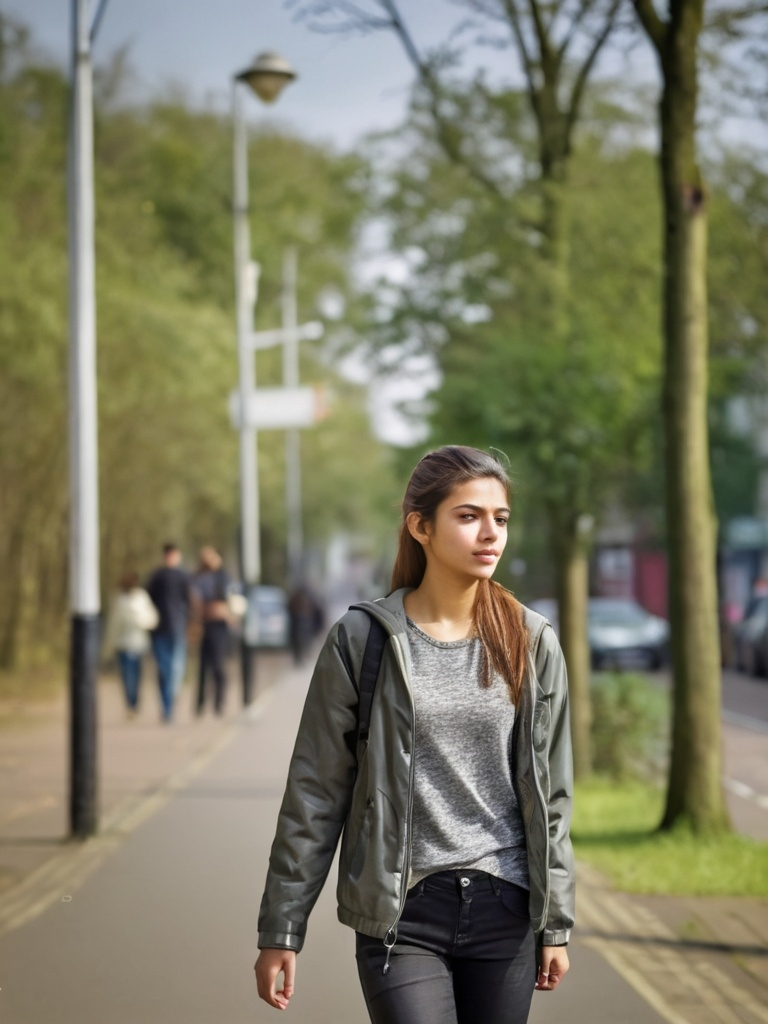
[496,517,509,526]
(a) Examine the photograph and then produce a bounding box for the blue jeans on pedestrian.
[355,870,536,1024]
[117,651,142,711]
[170,636,187,697]
[151,632,182,721]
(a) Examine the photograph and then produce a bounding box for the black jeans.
[356,870,536,1024]
[196,621,229,714]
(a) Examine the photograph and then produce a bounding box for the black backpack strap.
[357,615,387,745]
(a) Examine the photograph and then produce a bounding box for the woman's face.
[416,476,509,584]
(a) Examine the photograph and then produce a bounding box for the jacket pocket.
[348,797,374,881]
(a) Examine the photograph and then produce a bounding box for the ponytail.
[473,580,528,704]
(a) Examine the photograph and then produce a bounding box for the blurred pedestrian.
[146,542,192,723]
[194,546,234,716]
[255,445,574,1022]
[103,570,159,718]
[287,581,324,665]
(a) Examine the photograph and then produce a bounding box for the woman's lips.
[474,550,498,563]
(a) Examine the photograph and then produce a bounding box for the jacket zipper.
[382,631,415,975]
[526,629,551,926]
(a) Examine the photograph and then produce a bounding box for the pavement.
[0,651,767,1023]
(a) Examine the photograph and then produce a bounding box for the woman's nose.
[480,516,498,539]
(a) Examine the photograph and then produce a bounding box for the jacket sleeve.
[536,626,576,945]
[257,619,361,952]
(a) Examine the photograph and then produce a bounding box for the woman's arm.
[536,946,570,990]
[257,618,362,952]
[254,948,297,1010]
[536,626,576,945]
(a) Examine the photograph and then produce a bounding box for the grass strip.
[573,776,768,896]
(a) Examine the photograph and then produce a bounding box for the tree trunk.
[0,521,27,670]
[555,515,592,779]
[540,154,593,777]
[656,0,729,833]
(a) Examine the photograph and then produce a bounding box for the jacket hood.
[354,589,550,653]
[350,588,412,636]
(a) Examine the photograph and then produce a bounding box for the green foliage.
[0,27,394,672]
[589,673,670,782]
[366,78,768,588]
[367,89,665,583]
[573,777,768,896]
[708,155,768,396]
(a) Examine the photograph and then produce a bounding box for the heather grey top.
[406,619,529,890]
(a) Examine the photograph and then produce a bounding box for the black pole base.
[241,640,256,706]
[69,613,100,838]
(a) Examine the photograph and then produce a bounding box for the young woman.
[255,446,574,1024]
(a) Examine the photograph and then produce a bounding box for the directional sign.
[229,386,326,430]
[248,320,324,350]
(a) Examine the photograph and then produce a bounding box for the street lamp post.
[232,52,296,703]
[282,246,303,584]
[67,0,109,839]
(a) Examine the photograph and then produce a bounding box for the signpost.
[247,320,323,350]
[229,384,326,431]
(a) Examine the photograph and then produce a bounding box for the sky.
[2,0,490,149]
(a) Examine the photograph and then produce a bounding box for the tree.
[630,0,731,832]
[371,95,664,579]
[293,0,635,776]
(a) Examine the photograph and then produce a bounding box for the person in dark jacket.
[193,546,233,716]
[287,582,325,665]
[145,542,192,723]
[254,446,574,1023]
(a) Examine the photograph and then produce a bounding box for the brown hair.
[119,570,140,592]
[198,546,223,572]
[391,445,529,703]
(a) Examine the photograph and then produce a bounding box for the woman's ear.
[405,511,431,547]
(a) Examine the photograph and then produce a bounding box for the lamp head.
[236,51,297,104]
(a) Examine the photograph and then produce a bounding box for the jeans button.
[459,876,471,888]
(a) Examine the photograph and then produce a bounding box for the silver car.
[588,598,669,670]
[528,597,669,670]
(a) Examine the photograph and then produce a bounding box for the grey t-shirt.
[406,618,529,890]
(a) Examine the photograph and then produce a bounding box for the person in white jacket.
[103,571,159,717]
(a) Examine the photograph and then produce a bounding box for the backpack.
[356,612,388,745]
[342,608,388,755]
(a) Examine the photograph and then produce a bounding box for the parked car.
[730,594,768,677]
[527,596,669,670]
[588,598,669,670]
[242,585,290,649]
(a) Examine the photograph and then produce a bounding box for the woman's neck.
[403,575,479,642]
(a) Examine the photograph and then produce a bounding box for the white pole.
[233,81,260,589]
[282,247,303,583]
[67,0,99,837]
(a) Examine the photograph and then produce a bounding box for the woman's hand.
[536,945,569,991]
[254,948,297,1010]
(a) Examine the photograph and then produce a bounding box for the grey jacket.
[257,589,575,952]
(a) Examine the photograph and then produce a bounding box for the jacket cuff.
[258,931,304,953]
[541,929,570,947]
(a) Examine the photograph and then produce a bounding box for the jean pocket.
[405,880,425,900]
[498,882,530,919]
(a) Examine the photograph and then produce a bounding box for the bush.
[589,672,670,781]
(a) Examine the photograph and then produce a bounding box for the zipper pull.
[382,929,396,975]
